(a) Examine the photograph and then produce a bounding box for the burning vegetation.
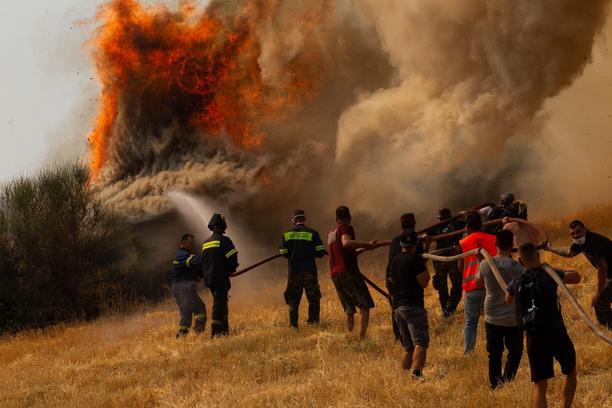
[88,0,324,179]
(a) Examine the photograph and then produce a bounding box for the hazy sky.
[0,1,102,182]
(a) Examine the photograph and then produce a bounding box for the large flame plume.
[88,0,324,178]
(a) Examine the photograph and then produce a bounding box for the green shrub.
[0,162,151,332]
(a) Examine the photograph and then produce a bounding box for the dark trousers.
[172,280,206,334]
[386,281,401,342]
[485,322,524,388]
[284,272,321,327]
[594,279,612,329]
[210,287,229,337]
[432,260,463,315]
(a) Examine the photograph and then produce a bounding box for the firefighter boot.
[176,327,189,338]
[307,302,320,325]
[289,306,299,328]
[193,313,207,334]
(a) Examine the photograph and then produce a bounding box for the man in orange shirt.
[459,213,497,354]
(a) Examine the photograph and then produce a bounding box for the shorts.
[394,305,429,350]
[526,327,576,382]
[332,272,375,314]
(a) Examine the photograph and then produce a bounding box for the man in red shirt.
[459,212,497,354]
[328,205,380,338]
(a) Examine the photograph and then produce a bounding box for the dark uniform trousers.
[284,272,321,327]
[210,286,230,337]
[432,260,463,315]
[172,281,207,334]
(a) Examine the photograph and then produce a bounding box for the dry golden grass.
[1,206,611,408]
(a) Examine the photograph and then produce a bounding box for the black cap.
[400,212,415,229]
[465,212,482,230]
[437,208,451,220]
[336,205,351,220]
[292,209,306,222]
[208,213,227,231]
[400,230,418,248]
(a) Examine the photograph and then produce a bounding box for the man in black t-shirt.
[546,220,612,328]
[385,213,424,341]
[389,230,430,379]
[506,244,582,408]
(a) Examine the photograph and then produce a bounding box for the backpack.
[514,269,542,330]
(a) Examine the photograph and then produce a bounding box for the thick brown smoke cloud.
[90,0,611,236]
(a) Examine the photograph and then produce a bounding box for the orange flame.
[87,0,322,179]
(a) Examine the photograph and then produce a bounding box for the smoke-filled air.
[88,0,611,227]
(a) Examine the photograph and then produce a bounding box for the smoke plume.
[88,0,610,235]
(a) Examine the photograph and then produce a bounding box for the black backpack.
[514,269,542,330]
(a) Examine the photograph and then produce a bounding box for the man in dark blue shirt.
[171,233,206,338]
[280,209,326,328]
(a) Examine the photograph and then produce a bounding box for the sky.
[0,0,610,205]
[0,1,100,182]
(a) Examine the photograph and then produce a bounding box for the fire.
[87,0,322,179]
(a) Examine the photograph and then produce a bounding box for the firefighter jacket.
[201,232,238,289]
[279,224,326,277]
[171,248,203,283]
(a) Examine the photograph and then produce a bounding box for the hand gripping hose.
[422,248,508,295]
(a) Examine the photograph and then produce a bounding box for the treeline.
[0,163,165,333]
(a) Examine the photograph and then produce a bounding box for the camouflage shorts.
[332,272,375,314]
[284,272,321,307]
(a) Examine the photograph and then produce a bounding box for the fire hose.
[230,248,392,298]
[229,201,493,281]
[422,248,507,295]
[425,224,612,346]
[541,265,612,345]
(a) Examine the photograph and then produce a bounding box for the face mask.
[572,236,586,246]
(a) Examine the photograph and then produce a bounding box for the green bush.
[0,162,151,332]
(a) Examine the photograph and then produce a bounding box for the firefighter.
[201,213,238,338]
[428,208,465,317]
[279,209,326,328]
[171,233,206,338]
[485,192,528,233]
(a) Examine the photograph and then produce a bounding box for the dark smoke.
[91,0,611,243]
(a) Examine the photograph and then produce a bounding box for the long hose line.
[541,265,612,345]
[422,248,612,346]
[422,248,508,294]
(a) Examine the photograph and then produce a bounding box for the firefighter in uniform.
[428,208,465,317]
[171,233,206,338]
[279,209,326,328]
[202,213,238,338]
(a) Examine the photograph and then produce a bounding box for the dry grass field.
[1,206,611,407]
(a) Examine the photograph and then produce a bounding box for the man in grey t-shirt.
[477,229,524,389]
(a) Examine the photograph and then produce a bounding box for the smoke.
[88,0,611,238]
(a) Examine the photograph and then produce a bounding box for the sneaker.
[411,369,424,381]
